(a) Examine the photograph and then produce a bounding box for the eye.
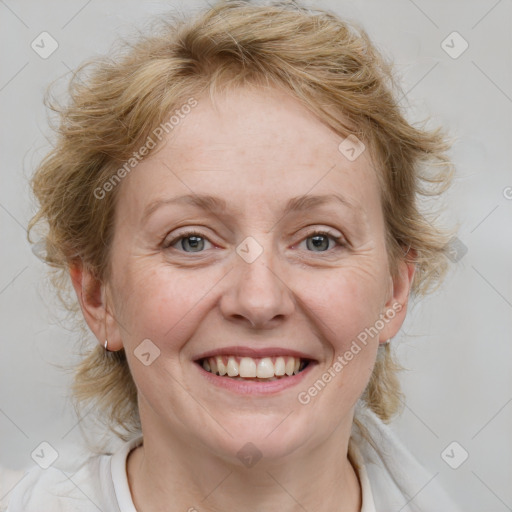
[297,230,345,252]
[162,229,345,254]
[163,230,214,253]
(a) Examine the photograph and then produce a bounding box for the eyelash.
[162,229,346,254]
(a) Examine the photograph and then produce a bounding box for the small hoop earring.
[104,339,109,351]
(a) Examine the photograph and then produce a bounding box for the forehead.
[116,85,381,220]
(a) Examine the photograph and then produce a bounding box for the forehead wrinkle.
[141,192,360,225]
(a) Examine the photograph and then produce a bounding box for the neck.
[127,421,362,512]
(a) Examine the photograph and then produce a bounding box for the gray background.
[1,0,511,510]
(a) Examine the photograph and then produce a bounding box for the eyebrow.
[141,192,358,223]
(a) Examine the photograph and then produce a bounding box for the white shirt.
[5,402,461,511]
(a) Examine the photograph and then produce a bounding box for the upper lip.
[194,346,317,361]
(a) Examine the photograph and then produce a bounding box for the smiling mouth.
[196,355,312,382]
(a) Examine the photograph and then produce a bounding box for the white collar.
[111,434,143,512]
[110,434,375,511]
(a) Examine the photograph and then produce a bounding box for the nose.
[219,247,295,330]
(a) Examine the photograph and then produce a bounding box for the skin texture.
[71,85,415,512]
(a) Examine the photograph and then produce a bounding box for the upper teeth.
[202,356,303,378]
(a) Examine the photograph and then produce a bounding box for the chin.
[202,414,314,466]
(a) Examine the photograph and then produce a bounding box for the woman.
[7,1,461,510]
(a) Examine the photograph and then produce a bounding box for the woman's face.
[102,86,412,461]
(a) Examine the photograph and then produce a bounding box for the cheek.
[304,269,384,404]
[302,263,388,348]
[113,260,214,347]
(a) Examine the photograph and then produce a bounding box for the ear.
[378,253,416,344]
[69,260,123,351]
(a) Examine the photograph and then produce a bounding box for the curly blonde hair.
[27,0,455,446]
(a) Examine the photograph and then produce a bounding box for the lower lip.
[194,361,316,395]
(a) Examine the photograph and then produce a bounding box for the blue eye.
[179,235,205,252]
[163,229,345,254]
[306,233,331,251]
[164,231,213,252]
[300,231,344,252]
